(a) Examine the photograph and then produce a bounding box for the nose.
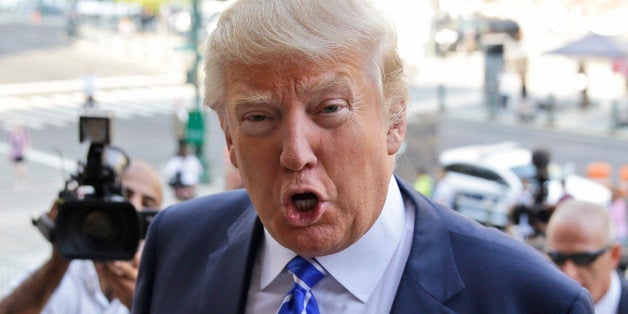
[128,194,143,210]
[560,261,582,282]
[279,113,317,171]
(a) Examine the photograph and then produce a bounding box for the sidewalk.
[440,99,628,141]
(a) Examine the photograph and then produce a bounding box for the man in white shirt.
[0,159,163,313]
[546,199,628,314]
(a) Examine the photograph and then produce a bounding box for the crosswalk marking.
[0,84,196,131]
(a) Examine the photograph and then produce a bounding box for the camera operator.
[0,159,163,314]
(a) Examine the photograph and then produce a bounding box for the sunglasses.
[546,246,610,266]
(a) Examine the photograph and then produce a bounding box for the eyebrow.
[298,73,353,96]
[229,92,273,108]
[228,72,354,108]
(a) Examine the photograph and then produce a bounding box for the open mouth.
[283,191,324,227]
[291,192,318,211]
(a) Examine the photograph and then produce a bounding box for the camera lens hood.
[55,199,140,261]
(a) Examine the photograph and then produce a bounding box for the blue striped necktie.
[278,256,325,314]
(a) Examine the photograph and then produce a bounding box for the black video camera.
[33,113,156,261]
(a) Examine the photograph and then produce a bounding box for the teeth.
[294,198,317,211]
[292,193,317,211]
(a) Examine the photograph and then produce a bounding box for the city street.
[1,9,628,292]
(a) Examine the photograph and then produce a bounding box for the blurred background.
[1,0,627,290]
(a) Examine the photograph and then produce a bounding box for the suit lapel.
[195,205,263,314]
[618,275,628,314]
[391,178,465,313]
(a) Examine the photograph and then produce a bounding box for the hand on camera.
[94,253,140,309]
[45,201,70,265]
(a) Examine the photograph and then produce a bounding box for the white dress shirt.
[246,176,415,313]
[594,271,621,314]
[45,261,129,314]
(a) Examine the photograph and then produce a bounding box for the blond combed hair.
[203,0,408,126]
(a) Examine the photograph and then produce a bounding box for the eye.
[122,187,133,199]
[321,104,341,114]
[142,197,157,209]
[314,100,350,128]
[241,111,276,135]
[245,114,267,122]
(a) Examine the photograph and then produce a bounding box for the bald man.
[546,200,628,313]
[0,159,163,314]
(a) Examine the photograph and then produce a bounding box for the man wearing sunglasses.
[546,200,628,313]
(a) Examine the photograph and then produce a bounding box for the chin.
[285,226,351,257]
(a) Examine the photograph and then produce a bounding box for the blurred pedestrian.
[164,140,203,201]
[546,199,628,313]
[508,177,535,242]
[172,100,188,143]
[609,187,628,246]
[498,67,520,111]
[576,62,590,110]
[66,7,78,37]
[6,122,30,189]
[83,70,98,108]
[413,167,433,196]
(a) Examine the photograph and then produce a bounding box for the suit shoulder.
[155,189,252,232]
[165,188,250,216]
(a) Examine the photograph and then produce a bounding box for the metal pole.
[189,0,210,183]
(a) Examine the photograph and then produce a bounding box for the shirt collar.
[259,175,406,303]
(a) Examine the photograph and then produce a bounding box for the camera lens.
[55,199,141,260]
[81,211,119,245]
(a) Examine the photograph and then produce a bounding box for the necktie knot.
[278,256,325,314]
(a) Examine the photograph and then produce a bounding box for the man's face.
[122,162,163,210]
[546,222,619,303]
[222,55,405,257]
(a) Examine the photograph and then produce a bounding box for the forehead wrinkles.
[226,61,356,105]
[297,71,354,97]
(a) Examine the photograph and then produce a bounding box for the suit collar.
[393,177,464,310]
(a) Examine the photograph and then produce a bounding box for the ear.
[610,244,622,268]
[386,106,406,156]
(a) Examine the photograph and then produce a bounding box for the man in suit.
[546,200,628,313]
[133,0,594,312]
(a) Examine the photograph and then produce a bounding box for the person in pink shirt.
[6,123,30,189]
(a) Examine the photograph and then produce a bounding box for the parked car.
[436,142,611,229]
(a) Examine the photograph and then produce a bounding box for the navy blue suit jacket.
[133,178,593,313]
[619,274,628,313]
